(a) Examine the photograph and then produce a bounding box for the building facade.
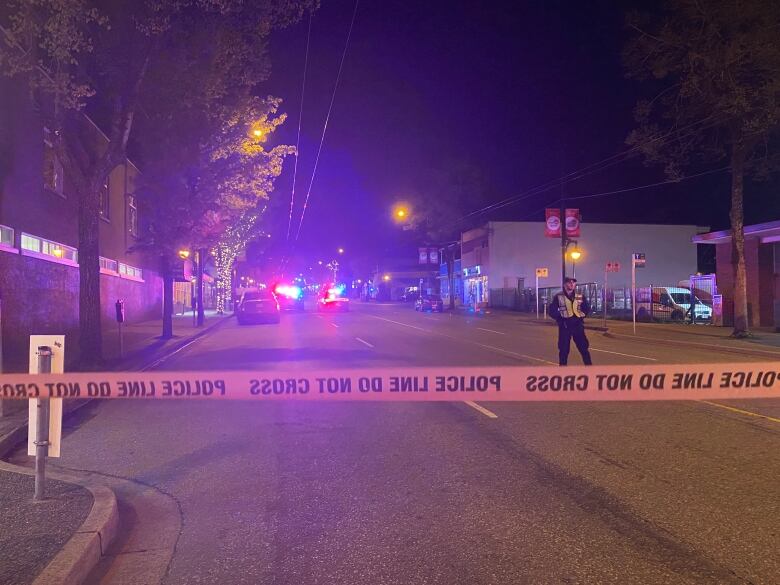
[461,221,705,308]
[0,76,162,372]
[693,220,780,329]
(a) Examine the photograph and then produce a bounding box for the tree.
[407,162,491,309]
[0,0,315,364]
[623,0,780,337]
[137,96,294,335]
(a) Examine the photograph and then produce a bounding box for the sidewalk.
[0,310,230,585]
[509,310,780,355]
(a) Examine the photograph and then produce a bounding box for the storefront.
[463,265,488,307]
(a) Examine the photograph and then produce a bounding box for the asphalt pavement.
[20,301,780,585]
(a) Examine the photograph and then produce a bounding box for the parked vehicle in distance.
[237,289,280,324]
[637,286,712,322]
[273,283,305,311]
[415,294,444,312]
[318,283,350,312]
[401,287,420,302]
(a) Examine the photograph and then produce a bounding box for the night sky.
[263,0,779,263]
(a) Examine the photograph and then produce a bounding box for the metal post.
[632,257,637,335]
[535,274,539,319]
[603,268,608,329]
[560,202,567,287]
[118,321,123,359]
[0,294,4,418]
[34,346,52,501]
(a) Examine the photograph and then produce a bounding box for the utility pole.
[560,200,567,287]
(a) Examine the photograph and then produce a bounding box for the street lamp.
[338,247,344,254]
[392,203,410,223]
[178,249,190,259]
[568,244,582,278]
[383,274,391,282]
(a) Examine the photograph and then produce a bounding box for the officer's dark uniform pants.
[558,320,592,366]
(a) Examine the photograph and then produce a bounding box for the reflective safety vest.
[555,293,585,318]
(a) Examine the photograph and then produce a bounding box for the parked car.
[237,289,280,324]
[415,294,444,312]
[318,284,350,312]
[273,283,305,311]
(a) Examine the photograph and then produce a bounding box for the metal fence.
[490,280,716,324]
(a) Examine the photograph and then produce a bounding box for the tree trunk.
[78,180,103,368]
[730,142,750,337]
[197,247,205,326]
[161,256,174,339]
[446,247,455,311]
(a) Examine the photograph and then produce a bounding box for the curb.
[0,461,118,585]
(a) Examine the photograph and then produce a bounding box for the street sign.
[535,267,549,278]
[606,261,620,272]
[632,253,646,268]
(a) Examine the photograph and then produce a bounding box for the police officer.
[549,277,593,366]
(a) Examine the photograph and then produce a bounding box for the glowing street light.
[569,248,582,261]
[392,203,410,222]
[337,247,345,254]
[178,249,190,260]
[383,274,391,282]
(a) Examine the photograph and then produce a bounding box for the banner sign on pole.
[428,248,439,265]
[565,209,581,238]
[418,248,428,264]
[545,209,561,238]
[606,262,620,272]
[535,268,549,278]
[632,253,646,268]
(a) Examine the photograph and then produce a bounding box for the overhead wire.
[294,0,360,242]
[453,114,721,226]
[286,11,313,243]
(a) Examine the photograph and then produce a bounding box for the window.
[119,262,143,280]
[99,178,110,220]
[100,256,118,273]
[21,232,78,263]
[0,224,14,247]
[21,233,41,252]
[128,195,138,237]
[43,128,65,196]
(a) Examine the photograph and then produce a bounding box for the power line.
[294,0,360,242]
[286,12,313,242]
[455,115,721,225]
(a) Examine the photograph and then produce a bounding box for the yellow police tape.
[1,362,779,402]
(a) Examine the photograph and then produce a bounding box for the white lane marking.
[355,337,374,348]
[367,314,556,365]
[473,343,558,365]
[368,315,431,333]
[465,401,498,419]
[590,348,657,361]
[477,327,507,335]
[626,334,780,358]
[330,322,340,329]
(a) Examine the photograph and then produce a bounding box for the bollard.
[34,346,52,501]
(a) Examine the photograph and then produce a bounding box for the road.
[44,302,780,584]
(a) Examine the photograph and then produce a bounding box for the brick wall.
[0,252,161,372]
